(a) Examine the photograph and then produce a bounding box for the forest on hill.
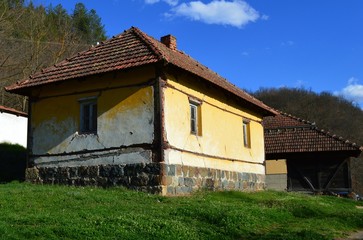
[253,87,363,146]
[0,0,106,111]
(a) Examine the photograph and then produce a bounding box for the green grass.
[0,183,362,239]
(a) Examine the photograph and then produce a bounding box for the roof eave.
[5,62,161,96]
[266,149,362,159]
[0,105,27,117]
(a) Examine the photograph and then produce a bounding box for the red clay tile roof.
[5,27,275,116]
[0,105,27,117]
[264,112,362,155]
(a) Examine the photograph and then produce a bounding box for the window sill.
[76,131,98,137]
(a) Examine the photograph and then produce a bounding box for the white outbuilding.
[0,105,27,147]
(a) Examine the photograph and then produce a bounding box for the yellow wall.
[30,66,155,155]
[29,64,268,175]
[265,159,287,174]
[163,73,266,174]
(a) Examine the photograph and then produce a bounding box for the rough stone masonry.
[26,163,266,195]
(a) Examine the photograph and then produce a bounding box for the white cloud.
[336,77,363,108]
[170,0,261,28]
[281,40,294,47]
[145,0,159,4]
[261,14,269,20]
[145,0,178,6]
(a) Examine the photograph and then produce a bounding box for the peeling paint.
[164,149,265,174]
[98,87,154,147]
[30,71,155,166]
[34,148,153,167]
[32,117,78,154]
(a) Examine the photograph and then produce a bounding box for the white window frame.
[190,103,198,135]
[189,100,201,136]
[79,97,97,134]
[243,119,251,148]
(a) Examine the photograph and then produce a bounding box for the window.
[190,101,201,135]
[243,120,251,148]
[79,97,97,134]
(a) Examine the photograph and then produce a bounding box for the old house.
[0,105,27,147]
[6,27,276,195]
[264,112,362,194]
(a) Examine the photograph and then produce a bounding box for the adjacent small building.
[6,27,276,195]
[264,112,362,194]
[0,105,27,147]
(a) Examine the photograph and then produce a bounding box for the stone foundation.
[26,163,163,194]
[162,164,265,195]
[26,163,266,195]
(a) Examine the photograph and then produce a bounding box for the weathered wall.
[0,112,27,147]
[265,159,287,174]
[265,175,287,191]
[265,159,287,191]
[163,73,266,175]
[29,66,155,167]
[26,65,268,195]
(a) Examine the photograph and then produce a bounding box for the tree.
[71,3,106,44]
[0,1,107,111]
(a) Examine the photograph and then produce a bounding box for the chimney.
[160,34,177,50]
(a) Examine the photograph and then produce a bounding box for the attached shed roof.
[264,112,362,156]
[5,27,275,116]
[0,105,27,117]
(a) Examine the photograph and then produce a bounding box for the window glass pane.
[189,101,202,136]
[243,121,250,147]
[80,99,97,134]
[91,103,97,131]
[190,104,197,134]
[191,105,196,119]
[83,104,90,132]
[191,119,196,133]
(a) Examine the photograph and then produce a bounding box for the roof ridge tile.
[130,26,166,62]
[279,111,315,126]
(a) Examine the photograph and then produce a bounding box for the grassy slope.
[0,183,362,240]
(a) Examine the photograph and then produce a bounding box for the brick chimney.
[160,34,177,50]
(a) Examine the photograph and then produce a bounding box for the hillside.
[253,88,363,146]
[0,1,106,111]
[0,183,362,239]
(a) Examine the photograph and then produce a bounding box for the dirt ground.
[343,231,363,240]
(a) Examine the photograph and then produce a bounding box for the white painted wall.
[0,112,27,147]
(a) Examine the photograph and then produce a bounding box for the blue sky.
[33,0,363,108]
